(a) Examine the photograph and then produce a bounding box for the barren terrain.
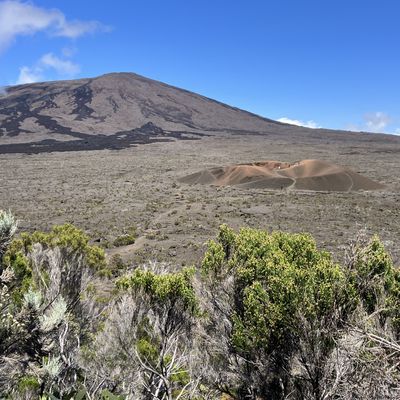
[1,131,399,266]
[1,73,399,266]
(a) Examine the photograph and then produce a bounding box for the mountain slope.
[0,73,283,146]
[1,72,399,153]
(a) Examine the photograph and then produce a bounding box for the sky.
[0,0,399,134]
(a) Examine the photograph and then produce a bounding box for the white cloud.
[0,0,108,53]
[347,112,400,135]
[16,52,80,84]
[0,86,7,96]
[16,66,42,84]
[55,19,108,39]
[40,53,80,75]
[345,124,361,132]
[277,117,321,129]
[363,111,391,133]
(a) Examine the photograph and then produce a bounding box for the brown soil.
[180,159,384,192]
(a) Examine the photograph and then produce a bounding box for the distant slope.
[179,160,384,192]
[1,72,400,153]
[0,73,283,147]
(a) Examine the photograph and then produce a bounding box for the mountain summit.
[0,72,292,153]
[0,72,397,153]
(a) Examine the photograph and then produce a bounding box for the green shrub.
[201,225,359,398]
[17,375,40,392]
[3,224,107,285]
[117,266,199,316]
[0,221,110,397]
[113,234,136,247]
[113,226,137,247]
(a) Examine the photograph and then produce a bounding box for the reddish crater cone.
[179,159,384,192]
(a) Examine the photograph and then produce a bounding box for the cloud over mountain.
[277,117,321,129]
[16,53,81,84]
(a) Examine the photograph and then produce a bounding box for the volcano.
[179,159,384,192]
[0,72,286,153]
[1,72,399,154]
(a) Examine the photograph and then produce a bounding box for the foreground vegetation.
[1,210,400,399]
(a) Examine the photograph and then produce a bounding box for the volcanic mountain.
[179,159,384,192]
[1,71,393,154]
[0,72,288,153]
[1,72,400,154]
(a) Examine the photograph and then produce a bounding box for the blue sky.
[0,0,399,134]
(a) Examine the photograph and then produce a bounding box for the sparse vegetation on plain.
[1,133,400,268]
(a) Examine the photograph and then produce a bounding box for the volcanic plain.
[1,73,400,265]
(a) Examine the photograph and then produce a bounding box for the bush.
[113,226,137,247]
[200,225,400,399]
[3,223,107,276]
[0,221,109,398]
[0,210,17,261]
[113,234,136,247]
[2,213,400,399]
[84,262,201,399]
